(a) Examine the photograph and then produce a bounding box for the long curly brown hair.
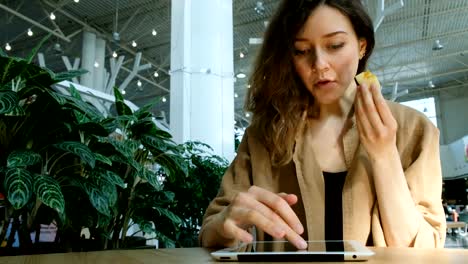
[245,0,375,166]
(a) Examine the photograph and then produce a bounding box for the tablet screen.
[232,241,349,253]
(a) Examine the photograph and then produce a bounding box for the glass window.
[400,97,438,127]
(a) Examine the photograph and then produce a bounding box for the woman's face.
[293,5,367,105]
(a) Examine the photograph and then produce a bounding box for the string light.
[137,80,142,87]
[239,52,245,58]
[112,51,118,58]
[131,40,137,47]
[94,61,99,68]
[27,28,33,37]
[245,113,250,118]
[5,43,11,51]
[234,93,239,98]
[152,29,157,36]
[162,97,167,103]
[50,12,56,20]
[74,0,80,3]
[121,90,126,95]
[153,71,159,77]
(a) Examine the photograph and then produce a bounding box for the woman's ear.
[359,38,367,59]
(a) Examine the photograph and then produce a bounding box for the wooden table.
[0,247,467,263]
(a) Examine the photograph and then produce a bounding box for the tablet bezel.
[210,240,375,262]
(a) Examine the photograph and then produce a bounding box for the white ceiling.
[1,0,468,127]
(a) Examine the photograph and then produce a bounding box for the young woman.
[200,0,446,249]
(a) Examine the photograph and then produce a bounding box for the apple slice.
[355,71,381,90]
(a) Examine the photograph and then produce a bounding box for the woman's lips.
[315,80,336,89]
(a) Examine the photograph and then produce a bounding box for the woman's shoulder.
[386,100,438,134]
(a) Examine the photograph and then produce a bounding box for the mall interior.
[0,0,467,254]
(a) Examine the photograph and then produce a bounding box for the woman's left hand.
[355,82,398,160]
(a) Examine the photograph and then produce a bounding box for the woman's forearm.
[370,146,421,247]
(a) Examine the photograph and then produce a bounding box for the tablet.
[211,240,375,262]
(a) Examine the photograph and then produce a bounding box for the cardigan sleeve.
[198,129,254,247]
[372,111,446,248]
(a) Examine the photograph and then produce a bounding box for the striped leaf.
[4,168,33,209]
[7,150,41,168]
[93,168,125,188]
[34,175,65,214]
[54,141,96,168]
[0,90,18,114]
[95,153,112,166]
[85,184,111,216]
[140,168,161,191]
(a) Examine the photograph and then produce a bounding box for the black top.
[323,171,347,241]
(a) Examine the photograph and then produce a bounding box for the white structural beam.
[374,0,404,31]
[0,3,71,42]
[42,0,169,77]
[381,68,468,86]
[61,56,81,83]
[119,53,152,91]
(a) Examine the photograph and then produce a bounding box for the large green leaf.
[4,168,33,209]
[0,47,6,57]
[94,153,112,166]
[113,87,133,116]
[53,69,88,83]
[85,183,111,216]
[134,96,161,119]
[77,122,109,137]
[7,150,41,168]
[154,152,188,180]
[26,33,51,63]
[154,207,182,225]
[34,174,65,214]
[93,168,125,188]
[0,90,19,114]
[140,168,161,191]
[100,118,117,133]
[54,141,96,168]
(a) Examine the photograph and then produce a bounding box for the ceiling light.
[428,80,435,88]
[234,93,239,98]
[245,113,251,118]
[254,1,265,15]
[50,12,56,20]
[247,84,251,88]
[236,72,246,79]
[132,40,137,47]
[27,28,33,37]
[112,51,118,58]
[137,80,142,87]
[154,71,159,77]
[432,40,443,51]
[74,0,80,3]
[152,29,157,36]
[239,52,245,58]
[162,97,167,103]
[94,61,99,68]
[113,32,120,41]
[5,43,11,51]
[121,90,126,95]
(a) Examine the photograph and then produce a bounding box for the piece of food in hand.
[355,71,381,90]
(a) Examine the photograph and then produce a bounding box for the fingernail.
[298,240,308,249]
[295,224,304,234]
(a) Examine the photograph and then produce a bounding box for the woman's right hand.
[214,185,307,249]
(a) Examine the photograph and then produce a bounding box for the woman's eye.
[329,43,345,50]
[294,49,309,56]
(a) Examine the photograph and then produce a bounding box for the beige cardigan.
[200,101,446,248]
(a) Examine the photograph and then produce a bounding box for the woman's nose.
[308,51,329,73]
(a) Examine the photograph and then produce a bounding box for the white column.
[170,0,235,161]
[81,31,96,88]
[94,37,106,91]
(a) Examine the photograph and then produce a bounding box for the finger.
[359,83,384,132]
[355,88,373,138]
[223,218,254,243]
[278,193,298,206]
[370,83,396,128]
[249,186,303,234]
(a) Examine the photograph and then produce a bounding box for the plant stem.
[120,176,140,245]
